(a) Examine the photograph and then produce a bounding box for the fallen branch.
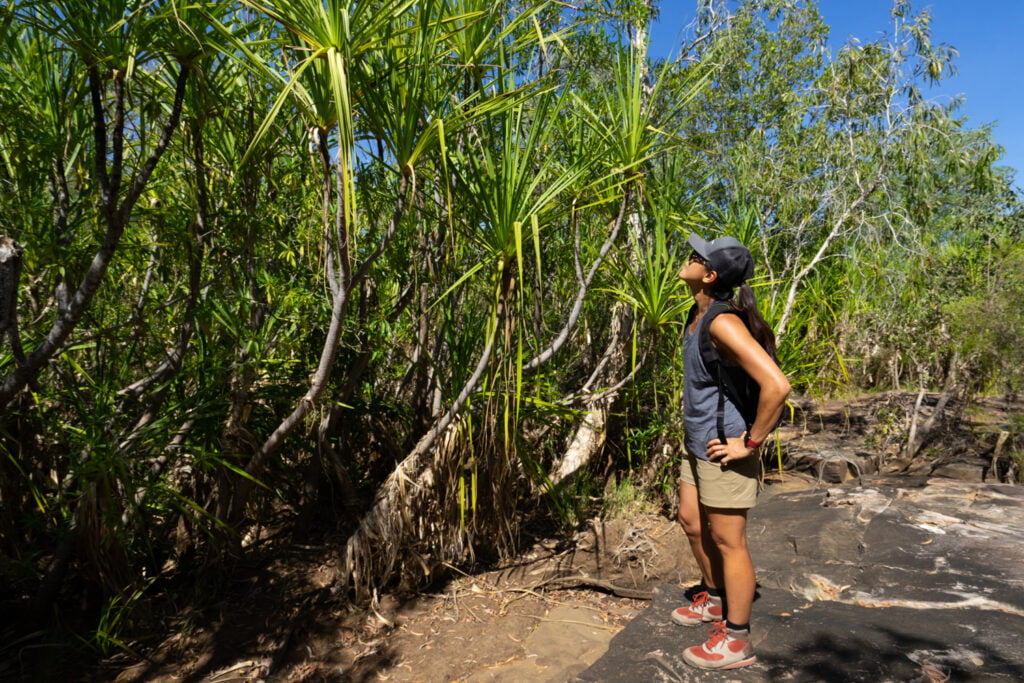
[531,574,652,600]
[902,383,963,464]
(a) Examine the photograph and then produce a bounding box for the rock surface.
[580,477,1024,681]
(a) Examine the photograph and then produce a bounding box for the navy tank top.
[683,311,748,460]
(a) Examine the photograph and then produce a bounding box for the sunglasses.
[688,251,709,266]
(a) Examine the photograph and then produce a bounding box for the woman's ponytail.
[734,283,778,363]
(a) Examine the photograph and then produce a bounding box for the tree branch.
[776,177,882,340]
[0,63,191,409]
[522,186,631,374]
[119,62,190,225]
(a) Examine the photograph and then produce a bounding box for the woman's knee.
[677,483,702,534]
[706,511,748,552]
[709,529,748,554]
[679,509,702,538]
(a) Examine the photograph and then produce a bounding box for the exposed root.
[612,516,660,579]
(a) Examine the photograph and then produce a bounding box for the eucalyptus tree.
[802,2,1015,393]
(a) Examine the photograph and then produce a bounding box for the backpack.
[686,300,777,445]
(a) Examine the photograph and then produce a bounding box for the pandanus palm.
[338,20,653,595]
[217,0,417,518]
[221,0,546,521]
[0,0,205,619]
[540,41,709,488]
[0,0,198,406]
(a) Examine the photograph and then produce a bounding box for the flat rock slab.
[581,478,1024,681]
[467,605,616,682]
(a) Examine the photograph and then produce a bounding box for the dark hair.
[715,282,778,362]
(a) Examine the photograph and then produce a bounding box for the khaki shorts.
[680,451,760,509]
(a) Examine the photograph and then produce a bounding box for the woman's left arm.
[704,314,791,464]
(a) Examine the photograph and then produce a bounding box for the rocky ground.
[585,477,1024,681]
[74,393,1024,681]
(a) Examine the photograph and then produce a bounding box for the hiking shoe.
[683,621,756,670]
[670,590,723,626]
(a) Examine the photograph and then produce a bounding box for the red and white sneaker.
[670,590,723,626]
[683,621,756,670]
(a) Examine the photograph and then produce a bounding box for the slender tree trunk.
[0,238,26,366]
[776,177,881,341]
[341,261,510,596]
[547,302,635,487]
[523,187,631,374]
[543,181,637,487]
[229,170,411,522]
[0,64,189,408]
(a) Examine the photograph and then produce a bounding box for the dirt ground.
[104,511,701,682]
[98,392,1021,682]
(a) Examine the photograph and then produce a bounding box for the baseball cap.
[688,233,755,287]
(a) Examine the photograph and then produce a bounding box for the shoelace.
[705,620,729,648]
[691,590,710,608]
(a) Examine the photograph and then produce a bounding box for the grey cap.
[688,233,755,287]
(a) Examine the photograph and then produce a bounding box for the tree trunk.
[546,301,634,488]
[0,64,189,408]
[0,238,26,366]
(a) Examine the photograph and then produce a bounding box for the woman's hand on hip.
[705,437,755,465]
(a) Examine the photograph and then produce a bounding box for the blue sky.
[649,1,1024,188]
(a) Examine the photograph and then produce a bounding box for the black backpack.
[686,300,775,445]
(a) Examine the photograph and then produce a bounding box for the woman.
[672,233,790,670]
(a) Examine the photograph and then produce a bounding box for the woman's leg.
[681,472,758,669]
[678,479,721,588]
[704,507,754,625]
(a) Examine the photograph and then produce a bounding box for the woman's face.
[679,250,712,282]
